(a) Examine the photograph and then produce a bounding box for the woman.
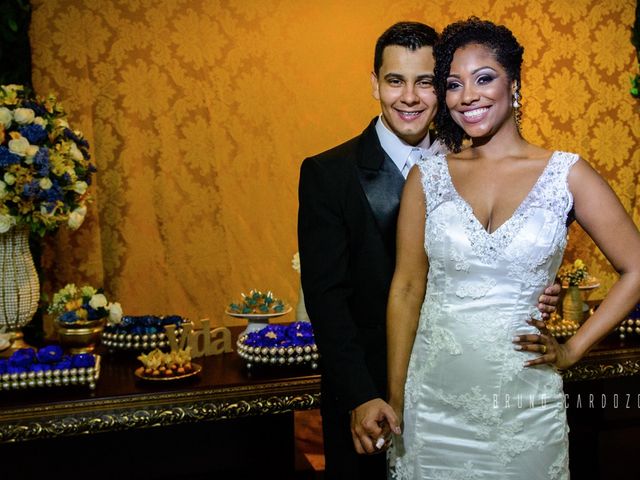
[386,17,640,479]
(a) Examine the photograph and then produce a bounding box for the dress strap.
[417,154,455,216]
[526,151,579,220]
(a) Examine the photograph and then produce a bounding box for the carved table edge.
[0,390,322,443]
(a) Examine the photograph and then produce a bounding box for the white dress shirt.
[374,115,446,179]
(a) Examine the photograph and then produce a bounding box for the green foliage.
[0,0,32,87]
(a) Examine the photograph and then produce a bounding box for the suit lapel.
[356,119,405,255]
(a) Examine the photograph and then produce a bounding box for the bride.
[383,17,640,479]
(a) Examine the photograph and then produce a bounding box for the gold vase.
[56,318,106,353]
[0,226,39,350]
[562,286,584,324]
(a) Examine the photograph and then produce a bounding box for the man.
[297,22,559,479]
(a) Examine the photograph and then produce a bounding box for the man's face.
[371,45,437,146]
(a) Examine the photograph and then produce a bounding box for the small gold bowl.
[56,318,106,353]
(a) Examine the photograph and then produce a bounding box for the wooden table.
[0,326,320,478]
[1,326,639,479]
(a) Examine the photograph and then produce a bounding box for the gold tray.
[134,362,202,382]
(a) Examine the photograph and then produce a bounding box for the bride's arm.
[564,159,640,363]
[387,166,429,417]
[526,158,640,369]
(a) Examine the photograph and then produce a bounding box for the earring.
[512,81,521,109]
[512,81,522,130]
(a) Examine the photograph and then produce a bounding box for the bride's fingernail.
[513,345,522,350]
[512,336,520,342]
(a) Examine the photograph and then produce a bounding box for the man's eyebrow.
[383,73,434,80]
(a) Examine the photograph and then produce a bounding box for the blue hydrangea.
[0,146,20,167]
[33,148,50,176]
[19,124,47,144]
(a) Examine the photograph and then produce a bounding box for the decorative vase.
[562,286,584,324]
[0,226,39,350]
[56,318,106,353]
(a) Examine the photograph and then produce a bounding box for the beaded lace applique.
[420,152,579,264]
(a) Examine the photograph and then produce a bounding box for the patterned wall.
[29,0,638,328]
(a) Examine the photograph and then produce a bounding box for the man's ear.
[371,72,380,100]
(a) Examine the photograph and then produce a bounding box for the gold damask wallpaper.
[29,0,638,328]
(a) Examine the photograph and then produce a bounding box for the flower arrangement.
[48,283,122,325]
[0,84,95,236]
[558,259,589,287]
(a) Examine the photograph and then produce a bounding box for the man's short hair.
[374,22,439,75]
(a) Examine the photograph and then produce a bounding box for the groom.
[297,22,559,479]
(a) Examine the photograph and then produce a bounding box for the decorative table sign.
[0,346,100,391]
[164,319,233,359]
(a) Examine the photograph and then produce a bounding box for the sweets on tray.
[136,347,194,378]
[227,290,287,315]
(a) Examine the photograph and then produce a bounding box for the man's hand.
[350,398,400,455]
[538,282,561,320]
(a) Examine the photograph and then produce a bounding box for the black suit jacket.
[298,118,405,415]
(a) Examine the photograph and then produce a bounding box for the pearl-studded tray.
[0,355,101,391]
[236,334,319,370]
[101,315,187,353]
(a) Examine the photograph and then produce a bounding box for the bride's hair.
[434,17,524,152]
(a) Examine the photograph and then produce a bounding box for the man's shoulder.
[303,119,378,168]
[306,132,363,166]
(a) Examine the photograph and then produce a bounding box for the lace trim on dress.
[455,275,497,299]
[424,151,579,265]
[457,310,524,383]
[406,309,462,405]
[431,461,483,480]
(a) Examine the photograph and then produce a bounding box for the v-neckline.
[443,151,557,236]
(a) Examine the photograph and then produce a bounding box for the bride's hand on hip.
[513,318,577,369]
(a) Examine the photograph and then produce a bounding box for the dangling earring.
[512,81,522,130]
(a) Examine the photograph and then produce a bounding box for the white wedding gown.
[390,151,577,479]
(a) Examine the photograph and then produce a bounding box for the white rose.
[108,302,123,324]
[69,142,84,161]
[8,136,29,156]
[33,116,46,127]
[0,214,16,233]
[67,205,87,230]
[72,181,88,195]
[4,172,15,185]
[13,108,35,124]
[0,107,12,128]
[89,293,108,310]
[0,181,7,200]
[39,177,53,190]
